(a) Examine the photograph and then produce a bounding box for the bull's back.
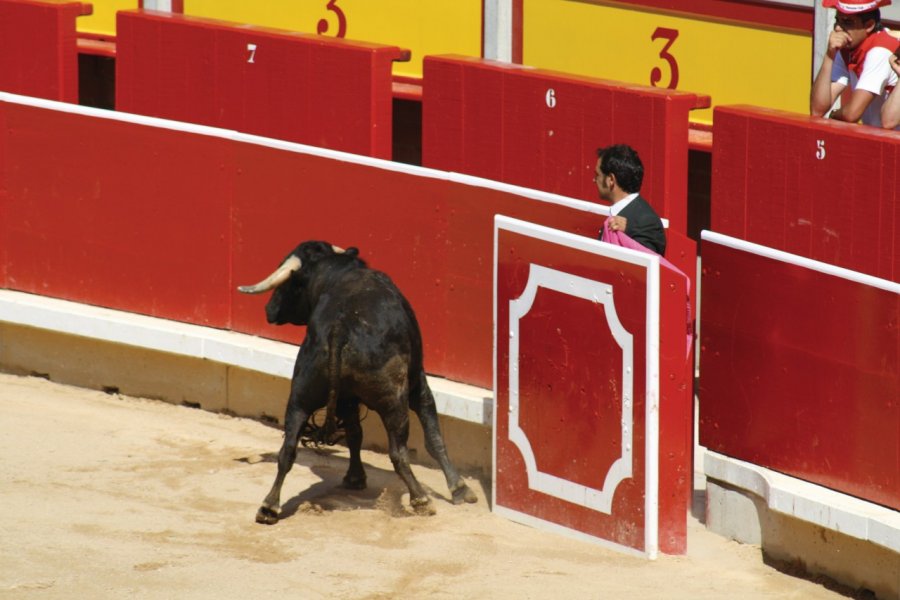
[311,268,424,377]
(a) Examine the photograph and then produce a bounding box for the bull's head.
[237,241,350,325]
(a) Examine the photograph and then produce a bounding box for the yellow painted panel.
[182,0,483,78]
[77,0,137,37]
[524,0,811,124]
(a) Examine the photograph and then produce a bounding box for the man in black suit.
[594,144,667,256]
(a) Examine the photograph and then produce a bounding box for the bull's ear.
[346,247,360,257]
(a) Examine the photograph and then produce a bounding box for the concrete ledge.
[0,289,493,426]
[705,450,900,599]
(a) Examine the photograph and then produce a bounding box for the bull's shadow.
[237,447,449,520]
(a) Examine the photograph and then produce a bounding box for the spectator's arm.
[829,88,877,122]
[882,54,900,129]
[811,32,850,117]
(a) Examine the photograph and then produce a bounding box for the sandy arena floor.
[0,373,856,599]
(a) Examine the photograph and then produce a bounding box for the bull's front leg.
[256,406,308,524]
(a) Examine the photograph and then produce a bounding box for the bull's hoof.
[342,473,367,490]
[410,496,436,516]
[255,505,280,525]
[451,483,478,505]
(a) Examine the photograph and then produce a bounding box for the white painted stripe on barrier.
[701,230,900,293]
[644,258,661,560]
[704,451,900,554]
[0,92,618,220]
[0,289,493,425]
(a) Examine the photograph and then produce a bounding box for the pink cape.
[601,219,693,358]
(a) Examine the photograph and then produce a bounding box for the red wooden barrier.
[712,105,900,283]
[116,9,409,159]
[0,0,91,103]
[494,218,692,555]
[700,232,899,511]
[422,55,710,234]
[0,94,695,392]
[0,100,233,326]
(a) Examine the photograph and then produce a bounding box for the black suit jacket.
[616,195,666,256]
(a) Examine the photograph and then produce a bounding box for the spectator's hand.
[890,52,900,77]
[607,215,628,232]
[827,30,851,57]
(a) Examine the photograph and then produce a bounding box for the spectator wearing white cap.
[810,0,898,128]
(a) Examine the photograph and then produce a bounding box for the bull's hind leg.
[379,404,435,515]
[339,400,366,490]
[256,405,309,525]
[411,372,477,505]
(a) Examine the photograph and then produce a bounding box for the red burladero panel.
[0,102,233,327]
[422,55,709,234]
[700,241,900,510]
[712,105,899,283]
[116,9,405,158]
[494,227,691,553]
[0,0,86,103]
[496,229,651,551]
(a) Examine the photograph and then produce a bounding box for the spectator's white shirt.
[832,46,898,128]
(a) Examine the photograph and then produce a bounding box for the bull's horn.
[331,245,345,254]
[237,255,302,294]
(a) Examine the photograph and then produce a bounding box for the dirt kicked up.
[0,373,851,599]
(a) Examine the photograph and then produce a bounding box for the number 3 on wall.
[317,0,347,38]
[650,27,679,90]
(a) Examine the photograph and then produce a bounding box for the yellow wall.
[77,0,137,37]
[523,0,812,124]
[182,0,482,78]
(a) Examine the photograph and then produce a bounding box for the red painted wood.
[700,240,900,511]
[422,55,708,234]
[0,0,87,103]
[495,229,650,551]
[0,94,695,394]
[712,105,899,283]
[494,226,691,553]
[116,9,407,159]
[0,102,233,326]
[229,142,614,388]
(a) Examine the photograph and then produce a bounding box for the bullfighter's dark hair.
[596,144,644,194]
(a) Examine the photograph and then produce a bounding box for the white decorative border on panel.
[493,215,660,558]
[508,264,633,514]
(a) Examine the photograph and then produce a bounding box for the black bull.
[238,241,476,523]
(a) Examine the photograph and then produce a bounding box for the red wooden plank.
[0,0,85,103]
[700,239,900,511]
[116,9,406,158]
[0,102,233,326]
[494,220,691,554]
[423,55,705,234]
[713,105,900,281]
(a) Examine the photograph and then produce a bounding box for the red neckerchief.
[841,30,898,78]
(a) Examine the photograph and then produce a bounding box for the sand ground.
[0,373,857,599]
